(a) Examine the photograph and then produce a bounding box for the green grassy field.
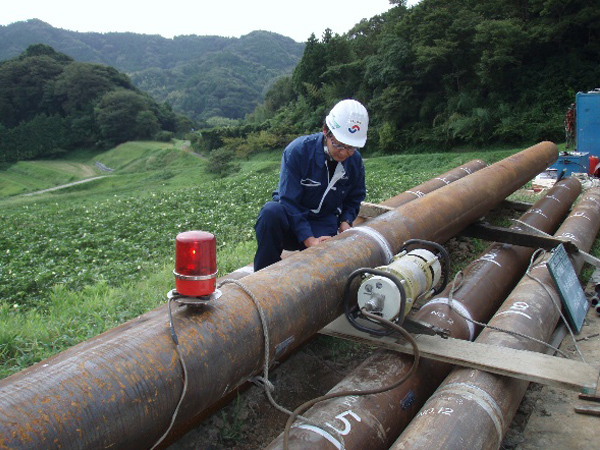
[0,139,579,379]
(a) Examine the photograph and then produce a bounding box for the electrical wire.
[282,308,421,450]
[524,249,586,363]
[150,297,190,450]
[446,248,587,362]
[152,279,420,450]
[447,270,569,358]
[217,279,295,416]
[218,278,420,449]
[216,279,347,447]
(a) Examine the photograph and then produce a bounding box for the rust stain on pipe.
[0,143,556,449]
[263,177,580,450]
[391,187,600,450]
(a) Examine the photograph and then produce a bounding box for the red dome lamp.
[173,231,217,297]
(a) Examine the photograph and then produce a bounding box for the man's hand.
[303,236,330,248]
[338,221,352,233]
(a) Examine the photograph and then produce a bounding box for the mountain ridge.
[0,19,305,120]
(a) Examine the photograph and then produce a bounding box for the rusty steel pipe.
[263,177,581,450]
[354,159,487,226]
[391,188,600,450]
[166,160,487,443]
[380,159,487,208]
[0,143,556,449]
[366,143,556,249]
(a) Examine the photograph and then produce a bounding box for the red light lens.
[174,231,217,296]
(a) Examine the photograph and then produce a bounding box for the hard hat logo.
[326,99,369,148]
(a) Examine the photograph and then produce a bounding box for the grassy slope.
[0,141,566,379]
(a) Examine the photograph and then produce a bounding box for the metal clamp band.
[425,297,476,340]
[350,226,394,264]
[173,269,218,281]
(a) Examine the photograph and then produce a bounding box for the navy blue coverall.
[254,132,366,271]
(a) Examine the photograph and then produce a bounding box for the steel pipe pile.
[380,159,486,208]
[168,159,488,442]
[263,177,581,450]
[354,159,487,225]
[391,187,600,450]
[0,143,556,449]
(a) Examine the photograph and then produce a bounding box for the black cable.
[282,308,420,449]
[150,298,189,450]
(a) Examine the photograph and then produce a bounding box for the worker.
[253,99,368,271]
[565,103,576,148]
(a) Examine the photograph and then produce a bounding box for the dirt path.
[22,176,108,196]
[28,161,98,178]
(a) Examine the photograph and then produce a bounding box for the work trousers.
[254,201,338,271]
[254,201,304,271]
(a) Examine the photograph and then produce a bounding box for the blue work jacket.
[273,132,366,244]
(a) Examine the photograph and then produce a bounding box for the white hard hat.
[325,99,369,148]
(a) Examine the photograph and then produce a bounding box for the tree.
[206,146,240,177]
[135,110,160,138]
[474,19,527,91]
[95,89,158,145]
[0,48,71,127]
[292,33,326,96]
[264,76,295,114]
[50,63,134,115]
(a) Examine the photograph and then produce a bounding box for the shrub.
[206,147,240,177]
[154,131,174,142]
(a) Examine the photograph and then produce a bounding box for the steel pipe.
[263,177,581,450]
[354,159,487,225]
[0,143,556,449]
[391,187,600,450]
[380,159,487,209]
[165,159,488,444]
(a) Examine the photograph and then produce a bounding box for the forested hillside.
[200,0,600,155]
[0,44,191,162]
[2,0,599,163]
[0,19,305,122]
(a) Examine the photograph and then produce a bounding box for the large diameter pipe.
[380,159,486,208]
[355,159,487,226]
[368,142,556,248]
[263,177,581,450]
[0,143,556,449]
[391,187,600,450]
[168,159,488,442]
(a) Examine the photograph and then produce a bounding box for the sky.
[2,0,422,43]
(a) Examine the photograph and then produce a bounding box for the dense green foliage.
[1,140,527,377]
[0,20,304,122]
[0,45,192,161]
[201,0,600,153]
[4,1,598,161]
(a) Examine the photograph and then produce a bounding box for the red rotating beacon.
[173,230,218,298]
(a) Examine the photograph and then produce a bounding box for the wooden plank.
[358,202,394,219]
[579,393,600,403]
[499,199,535,212]
[574,405,600,417]
[320,315,600,393]
[460,222,579,252]
[460,222,600,269]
